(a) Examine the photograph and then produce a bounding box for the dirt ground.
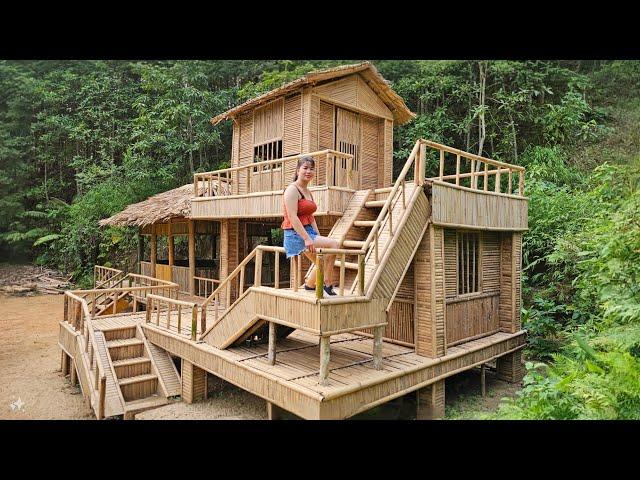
[0,292,520,420]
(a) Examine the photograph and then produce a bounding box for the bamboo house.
[58,62,528,420]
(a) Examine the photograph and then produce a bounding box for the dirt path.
[0,292,519,420]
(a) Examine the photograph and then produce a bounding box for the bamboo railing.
[94,265,125,289]
[146,294,200,341]
[63,292,108,419]
[422,140,525,196]
[194,276,221,298]
[194,149,356,198]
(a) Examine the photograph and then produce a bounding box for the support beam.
[496,350,524,384]
[372,325,383,370]
[181,359,207,404]
[168,230,175,282]
[416,380,445,420]
[137,232,144,275]
[266,402,286,420]
[61,351,70,376]
[268,321,276,365]
[70,360,78,386]
[319,336,331,386]
[188,220,196,295]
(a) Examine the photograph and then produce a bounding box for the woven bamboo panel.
[238,112,254,195]
[383,120,393,187]
[360,114,379,190]
[301,87,312,153]
[308,95,320,152]
[140,261,152,277]
[253,98,283,145]
[386,299,414,344]
[431,182,529,230]
[313,75,358,107]
[513,232,523,331]
[482,231,501,293]
[231,116,240,168]
[283,93,302,183]
[319,297,386,334]
[356,75,393,119]
[170,266,190,293]
[499,233,514,332]
[318,101,335,185]
[443,230,457,298]
[445,294,499,345]
[58,321,78,356]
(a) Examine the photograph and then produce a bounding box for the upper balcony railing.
[194,150,356,198]
[422,140,526,196]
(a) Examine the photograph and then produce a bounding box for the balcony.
[191,150,357,219]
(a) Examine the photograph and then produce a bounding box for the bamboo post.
[319,336,330,386]
[168,232,175,281]
[268,321,276,365]
[419,142,426,184]
[191,307,197,341]
[339,253,345,296]
[198,306,203,335]
[439,149,444,180]
[63,295,69,323]
[483,162,489,191]
[274,252,280,289]
[315,254,324,300]
[297,254,302,287]
[150,230,157,278]
[495,169,501,193]
[91,292,96,316]
[480,364,486,397]
[456,154,461,185]
[470,158,476,189]
[388,208,393,236]
[401,179,406,207]
[112,291,117,315]
[373,326,383,370]
[291,257,298,292]
[98,376,106,420]
[254,249,263,287]
[375,230,379,264]
[358,254,365,296]
[188,220,196,295]
[508,170,513,194]
[518,170,525,195]
[239,267,245,296]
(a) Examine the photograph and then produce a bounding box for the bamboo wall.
[431,182,528,230]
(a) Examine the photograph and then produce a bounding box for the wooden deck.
[84,310,525,419]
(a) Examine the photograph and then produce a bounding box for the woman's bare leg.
[313,235,339,287]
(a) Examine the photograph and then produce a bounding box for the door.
[334,107,360,188]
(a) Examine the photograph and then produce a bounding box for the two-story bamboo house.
[57,62,528,420]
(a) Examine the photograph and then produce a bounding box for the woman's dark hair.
[293,156,315,181]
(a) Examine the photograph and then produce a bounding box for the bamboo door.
[334,108,360,189]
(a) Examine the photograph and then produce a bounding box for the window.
[457,231,480,295]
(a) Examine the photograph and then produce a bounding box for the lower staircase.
[78,323,181,418]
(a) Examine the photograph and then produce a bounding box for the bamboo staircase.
[197,139,431,350]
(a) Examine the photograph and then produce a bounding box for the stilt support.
[181,359,208,404]
[61,351,70,376]
[266,402,286,420]
[496,350,524,384]
[416,380,445,420]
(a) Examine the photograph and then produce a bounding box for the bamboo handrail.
[63,291,107,419]
[146,293,199,340]
[194,149,355,198]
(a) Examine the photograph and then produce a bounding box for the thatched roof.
[99,181,229,227]
[210,62,415,126]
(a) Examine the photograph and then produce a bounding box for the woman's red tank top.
[281,185,317,229]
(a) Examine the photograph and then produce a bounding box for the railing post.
[456,154,461,186]
[508,170,513,194]
[439,149,445,180]
[191,306,198,341]
[484,162,489,191]
[291,256,298,292]
[470,158,476,189]
[495,169,501,193]
[339,253,345,296]
[146,297,152,323]
[419,142,426,184]
[315,254,324,300]
[358,254,365,296]
[274,251,280,289]
[254,248,263,287]
[98,375,106,420]
[518,170,525,196]
[200,306,206,335]
[63,295,69,324]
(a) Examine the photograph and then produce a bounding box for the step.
[353,220,376,228]
[334,260,358,270]
[373,186,393,194]
[113,356,152,379]
[118,373,157,387]
[107,338,144,361]
[124,396,168,416]
[107,338,143,348]
[342,240,365,249]
[365,200,386,208]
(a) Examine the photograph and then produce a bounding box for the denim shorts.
[283,225,317,258]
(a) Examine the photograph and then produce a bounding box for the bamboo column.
[319,336,331,386]
[188,220,196,295]
[416,380,445,420]
[150,227,157,278]
[268,321,276,365]
[137,232,144,275]
[168,226,175,283]
[373,326,383,370]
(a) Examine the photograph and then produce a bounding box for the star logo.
[10,397,25,412]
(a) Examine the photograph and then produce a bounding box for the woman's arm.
[284,185,316,253]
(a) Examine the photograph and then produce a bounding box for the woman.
[282,156,339,296]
